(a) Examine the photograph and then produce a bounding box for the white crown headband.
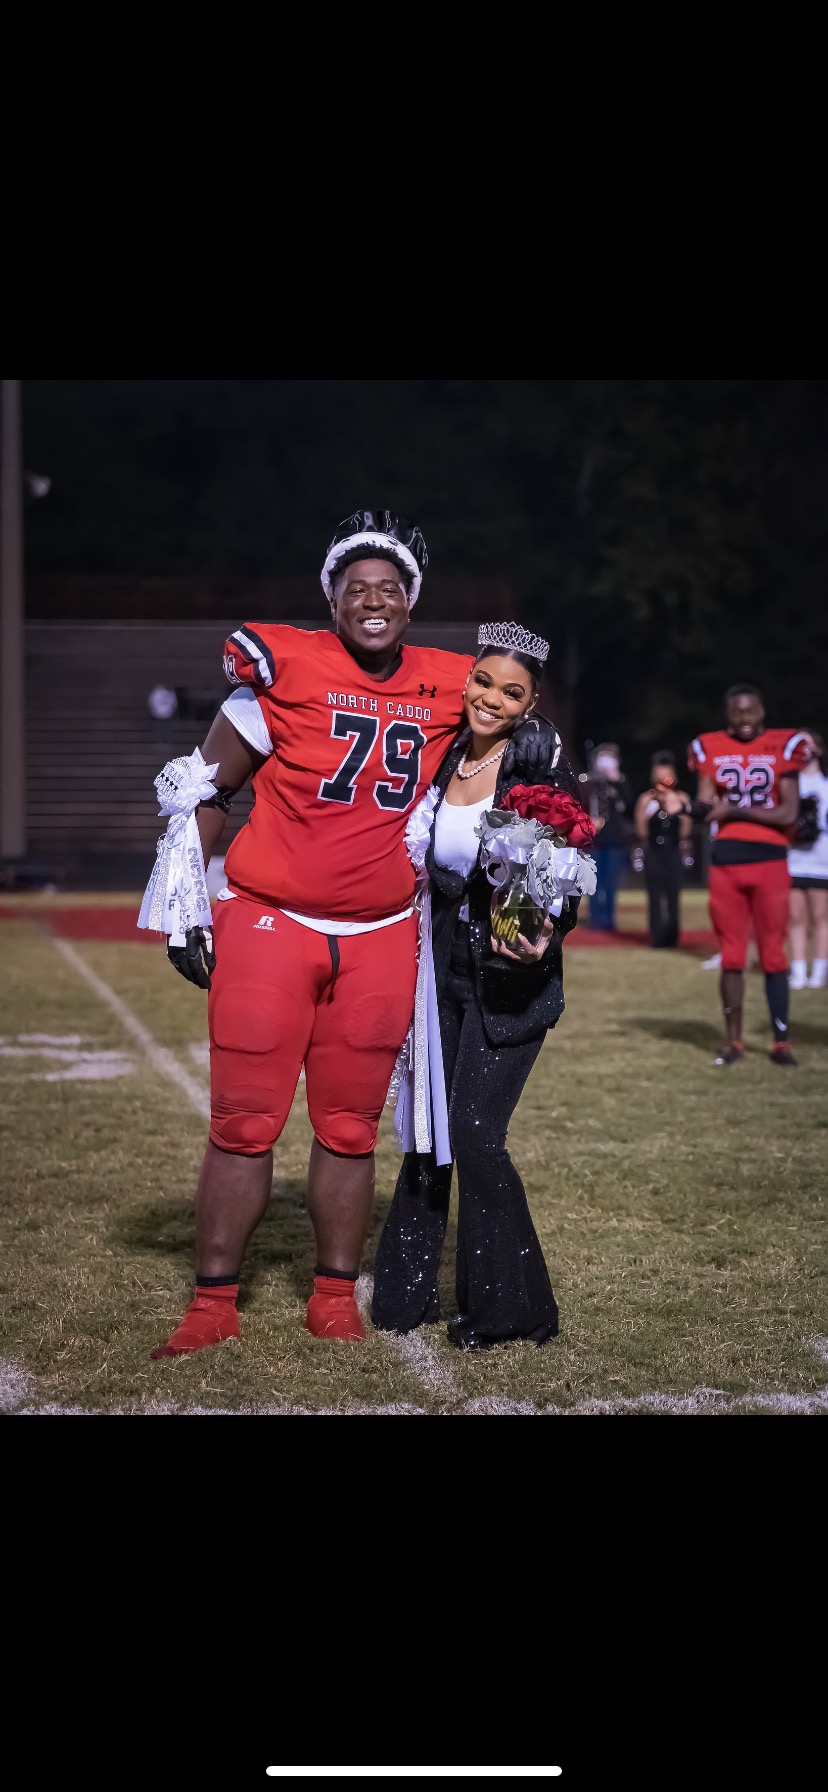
[477,622,549,665]
[321,534,423,607]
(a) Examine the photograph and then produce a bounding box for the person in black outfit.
[633,750,694,948]
[584,742,634,930]
[371,622,591,1351]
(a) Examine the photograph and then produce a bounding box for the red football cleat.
[305,1275,365,1341]
[150,1289,240,1358]
[770,1043,798,1067]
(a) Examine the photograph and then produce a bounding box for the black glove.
[167,925,216,990]
[502,715,562,783]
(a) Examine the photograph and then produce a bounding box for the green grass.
[1,901,826,1414]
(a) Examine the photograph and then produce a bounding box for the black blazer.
[423,730,580,1047]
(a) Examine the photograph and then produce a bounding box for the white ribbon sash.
[137,748,220,938]
[393,887,452,1167]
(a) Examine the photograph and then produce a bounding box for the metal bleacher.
[23,610,488,889]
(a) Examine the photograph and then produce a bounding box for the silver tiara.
[477,621,549,665]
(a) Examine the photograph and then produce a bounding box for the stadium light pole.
[0,377,26,863]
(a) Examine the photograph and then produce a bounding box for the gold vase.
[490,870,547,949]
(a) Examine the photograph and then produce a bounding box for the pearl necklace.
[456,744,506,780]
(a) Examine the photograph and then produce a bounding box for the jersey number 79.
[319,711,427,811]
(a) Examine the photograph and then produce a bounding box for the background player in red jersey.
[142,511,564,1355]
[687,683,809,1067]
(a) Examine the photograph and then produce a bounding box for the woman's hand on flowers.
[490,916,556,963]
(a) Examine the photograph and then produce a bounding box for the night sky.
[19,378,828,787]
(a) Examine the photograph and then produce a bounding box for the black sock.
[765,971,790,1044]
[196,1273,240,1287]
[315,1263,357,1281]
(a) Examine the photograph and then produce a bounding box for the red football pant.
[207,897,418,1157]
[708,859,791,972]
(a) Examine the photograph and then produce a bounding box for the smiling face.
[330,557,412,665]
[726,690,766,742]
[463,651,538,743]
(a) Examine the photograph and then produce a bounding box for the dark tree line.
[22,378,828,786]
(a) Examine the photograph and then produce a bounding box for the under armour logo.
[254,915,275,930]
[418,683,437,697]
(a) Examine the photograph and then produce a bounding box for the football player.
[687,684,809,1067]
[143,511,565,1355]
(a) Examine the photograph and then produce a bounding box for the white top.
[788,767,828,880]
[433,793,489,877]
[434,793,490,922]
[218,690,411,932]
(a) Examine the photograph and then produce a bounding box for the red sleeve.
[223,623,277,689]
[780,731,811,775]
[687,735,709,776]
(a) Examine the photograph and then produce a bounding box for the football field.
[2,889,826,1416]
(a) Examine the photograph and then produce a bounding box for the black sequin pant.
[371,925,559,1346]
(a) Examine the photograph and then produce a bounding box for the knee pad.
[209,980,307,1152]
[210,1084,282,1155]
[312,1112,379,1156]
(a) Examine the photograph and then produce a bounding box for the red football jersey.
[222,624,473,920]
[687,727,810,844]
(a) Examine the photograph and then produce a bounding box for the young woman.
[632,750,694,949]
[370,622,594,1350]
[788,730,828,989]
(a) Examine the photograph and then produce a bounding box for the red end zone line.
[0,905,718,950]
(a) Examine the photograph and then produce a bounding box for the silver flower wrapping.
[476,810,597,914]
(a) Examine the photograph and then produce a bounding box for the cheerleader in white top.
[788,729,828,988]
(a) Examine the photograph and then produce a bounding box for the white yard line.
[7,1390,828,1416]
[50,936,211,1118]
[356,1274,461,1398]
[6,1350,828,1416]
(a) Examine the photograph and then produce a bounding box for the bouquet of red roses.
[476,783,597,948]
[499,784,597,846]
